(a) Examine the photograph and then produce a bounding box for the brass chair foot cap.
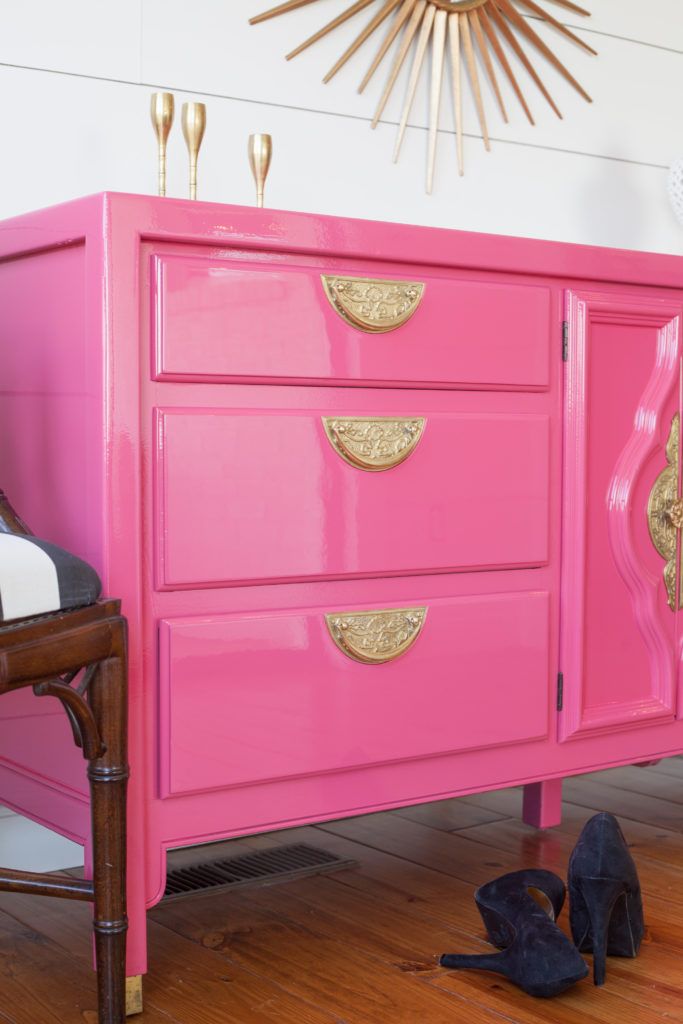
[126,975,143,1016]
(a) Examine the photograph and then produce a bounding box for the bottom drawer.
[158,587,550,798]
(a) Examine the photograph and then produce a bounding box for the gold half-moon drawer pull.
[647,412,682,610]
[321,275,424,333]
[325,607,427,665]
[322,416,425,472]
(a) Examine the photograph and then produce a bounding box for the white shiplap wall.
[1,0,682,868]
[0,1,681,249]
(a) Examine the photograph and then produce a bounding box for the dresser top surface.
[0,191,681,291]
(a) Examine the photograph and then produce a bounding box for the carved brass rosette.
[323,416,425,472]
[321,276,424,333]
[326,607,427,665]
[647,413,683,610]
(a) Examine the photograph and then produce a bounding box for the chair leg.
[87,623,129,1024]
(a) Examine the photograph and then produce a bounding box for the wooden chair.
[0,490,128,1024]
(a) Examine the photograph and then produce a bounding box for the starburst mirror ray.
[250,0,596,190]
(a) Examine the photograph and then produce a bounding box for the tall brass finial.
[181,102,206,200]
[150,92,175,197]
[247,133,272,208]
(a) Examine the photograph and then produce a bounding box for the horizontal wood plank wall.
[0,0,679,250]
[0,0,682,868]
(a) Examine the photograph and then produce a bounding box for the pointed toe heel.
[440,869,588,998]
[574,877,629,986]
[439,951,510,974]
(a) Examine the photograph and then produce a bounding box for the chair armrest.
[0,490,32,536]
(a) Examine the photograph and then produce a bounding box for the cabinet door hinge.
[562,321,569,361]
[556,672,564,711]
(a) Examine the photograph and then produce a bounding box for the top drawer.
[151,252,551,389]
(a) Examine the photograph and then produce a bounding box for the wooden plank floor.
[2,760,683,1022]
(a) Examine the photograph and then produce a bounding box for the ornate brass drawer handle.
[325,607,427,665]
[647,413,682,610]
[322,416,425,472]
[321,275,424,333]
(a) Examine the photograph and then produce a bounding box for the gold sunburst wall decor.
[250,0,596,191]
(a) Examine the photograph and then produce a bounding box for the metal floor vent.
[162,842,357,901]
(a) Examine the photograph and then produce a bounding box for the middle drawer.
[154,400,550,589]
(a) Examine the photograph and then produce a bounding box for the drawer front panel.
[155,407,550,588]
[159,589,551,797]
[152,254,550,388]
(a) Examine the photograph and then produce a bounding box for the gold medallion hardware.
[321,275,424,333]
[326,607,427,664]
[647,413,682,610]
[322,416,425,471]
[668,498,683,531]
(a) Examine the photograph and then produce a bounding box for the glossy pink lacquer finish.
[560,291,682,739]
[153,250,551,387]
[159,590,550,796]
[155,402,549,587]
[2,194,683,984]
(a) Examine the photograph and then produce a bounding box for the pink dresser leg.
[125,883,148,975]
[522,778,563,829]
[122,854,148,1012]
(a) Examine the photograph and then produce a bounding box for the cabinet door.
[560,289,683,741]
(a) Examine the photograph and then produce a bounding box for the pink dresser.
[1,193,682,993]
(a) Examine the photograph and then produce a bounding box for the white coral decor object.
[668,159,683,227]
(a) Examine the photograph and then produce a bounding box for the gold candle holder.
[181,102,206,200]
[150,92,174,197]
[247,133,272,208]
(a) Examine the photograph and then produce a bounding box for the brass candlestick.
[181,102,206,200]
[150,92,174,197]
[248,133,272,208]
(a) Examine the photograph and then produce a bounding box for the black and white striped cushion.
[0,534,101,622]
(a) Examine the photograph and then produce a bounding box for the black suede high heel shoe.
[440,869,588,998]
[568,812,644,986]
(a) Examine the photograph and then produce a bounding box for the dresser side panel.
[0,234,106,810]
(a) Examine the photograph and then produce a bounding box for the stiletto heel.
[440,869,588,998]
[575,877,628,986]
[568,812,644,986]
[440,950,512,976]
